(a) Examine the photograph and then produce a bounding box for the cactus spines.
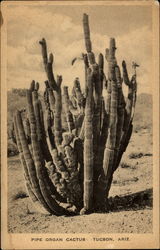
[14,13,138,216]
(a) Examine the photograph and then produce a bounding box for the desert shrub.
[112,176,139,185]
[129,152,144,159]
[12,88,27,97]
[120,161,136,169]
[7,90,27,138]
[7,140,19,157]
[7,90,28,156]
[11,190,28,201]
[8,90,26,120]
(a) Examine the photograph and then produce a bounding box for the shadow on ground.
[108,188,153,212]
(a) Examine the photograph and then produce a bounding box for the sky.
[5,3,153,94]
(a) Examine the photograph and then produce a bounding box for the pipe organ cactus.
[13,13,138,215]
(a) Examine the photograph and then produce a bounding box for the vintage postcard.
[1,0,159,249]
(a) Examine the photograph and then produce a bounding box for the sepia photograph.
[1,0,159,249]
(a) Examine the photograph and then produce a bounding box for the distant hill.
[133,93,152,131]
[7,90,152,137]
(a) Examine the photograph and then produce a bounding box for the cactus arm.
[63,86,75,132]
[45,83,56,136]
[15,116,51,214]
[88,52,96,65]
[43,87,82,209]
[82,53,89,96]
[27,89,70,215]
[53,76,63,147]
[73,137,84,191]
[116,123,133,170]
[63,80,85,136]
[121,71,135,143]
[32,85,70,202]
[98,53,104,93]
[102,75,118,178]
[68,99,80,116]
[83,13,92,53]
[92,63,104,189]
[83,14,103,196]
[14,115,32,188]
[113,66,125,168]
[95,38,118,207]
[38,100,53,163]
[130,74,137,121]
[73,78,85,113]
[105,48,109,61]
[48,88,55,115]
[96,81,118,207]
[39,38,48,69]
[94,53,104,133]
[30,80,36,91]
[63,137,82,207]
[107,38,117,80]
[35,82,39,91]
[16,110,53,214]
[32,90,43,142]
[81,68,94,214]
[39,38,58,91]
[82,53,89,68]
[25,182,51,214]
[115,75,137,171]
[32,89,53,162]
[83,14,96,66]
[122,60,130,86]
[43,86,56,151]
[23,117,31,144]
[104,38,117,115]
[104,80,111,115]
[47,53,58,89]
[31,86,69,203]
[79,118,85,140]
[10,121,17,145]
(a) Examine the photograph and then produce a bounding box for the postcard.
[1,0,159,249]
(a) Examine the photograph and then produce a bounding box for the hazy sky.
[5,3,153,94]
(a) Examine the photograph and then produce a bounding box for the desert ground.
[8,127,152,233]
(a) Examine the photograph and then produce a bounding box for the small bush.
[8,140,19,157]
[112,176,139,186]
[12,190,28,201]
[129,152,144,159]
[120,162,136,169]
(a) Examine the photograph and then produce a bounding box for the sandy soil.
[7,129,153,233]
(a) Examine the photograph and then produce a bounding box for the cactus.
[13,13,138,215]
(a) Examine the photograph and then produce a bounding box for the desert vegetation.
[10,13,139,215]
[7,13,153,232]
